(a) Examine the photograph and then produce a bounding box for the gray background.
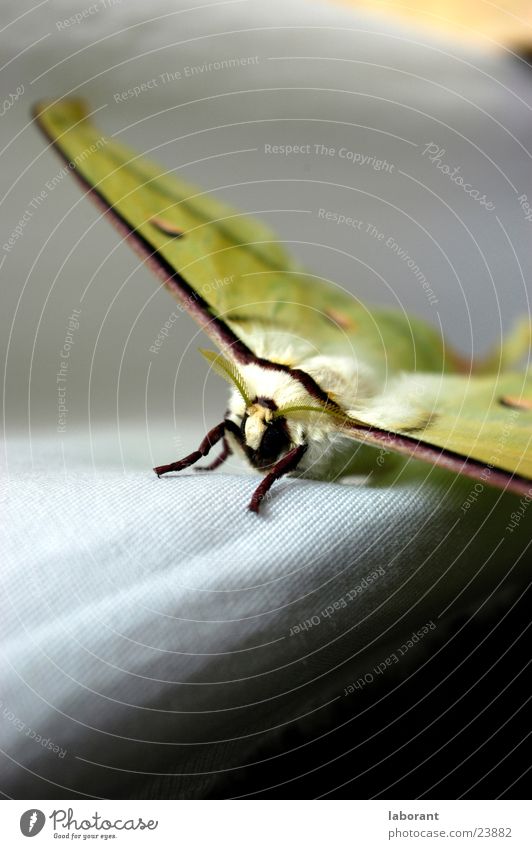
[2,0,532,471]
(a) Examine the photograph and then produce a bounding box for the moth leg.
[153,421,226,477]
[195,436,232,471]
[249,443,308,514]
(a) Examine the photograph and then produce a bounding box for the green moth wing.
[33,99,453,376]
[343,371,532,493]
[33,99,532,499]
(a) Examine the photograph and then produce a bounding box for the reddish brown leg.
[195,436,232,471]
[154,422,226,477]
[249,443,307,513]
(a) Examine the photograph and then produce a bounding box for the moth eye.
[499,395,532,411]
[240,413,248,436]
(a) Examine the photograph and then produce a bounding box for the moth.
[34,99,532,513]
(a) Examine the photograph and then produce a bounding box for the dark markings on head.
[254,396,278,411]
[253,416,291,469]
[238,405,290,470]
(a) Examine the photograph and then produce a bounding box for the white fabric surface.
[1,437,530,798]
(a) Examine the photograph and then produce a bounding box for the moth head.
[240,397,348,468]
[200,349,349,469]
[240,398,292,468]
[199,349,288,466]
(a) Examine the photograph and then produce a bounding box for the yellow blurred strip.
[328,0,532,49]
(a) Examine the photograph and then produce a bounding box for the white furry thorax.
[225,354,381,476]
[223,351,431,478]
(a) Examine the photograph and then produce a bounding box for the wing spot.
[499,395,532,411]
[150,216,184,237]
[324,308,357,331]
[400,412,435,434]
